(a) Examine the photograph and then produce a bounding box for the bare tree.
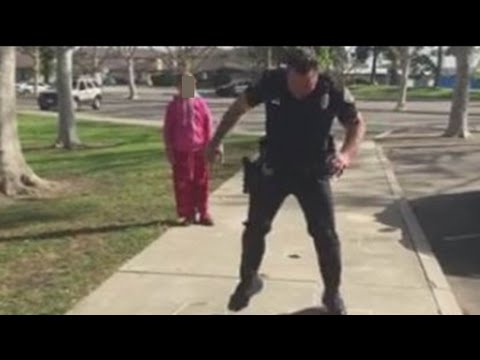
[434,46,444,88]
[0,46,49,196]
[444,46,475,138]
[74,46,114,84]
[342,48,371,84]
[55,46,81,149]
[39,47,55,85]
[267,46,273,69]
[159,47,218,72]
[19,46,41,96]
[116,47,138,100]
[370,47,379,85]
[391,46,413,111]
[245,46,284,71]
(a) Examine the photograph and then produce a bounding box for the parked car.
[37,77,102,111]
[16,82,50,95]
[215,79,252,97]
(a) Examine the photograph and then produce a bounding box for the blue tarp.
[438,75,480,89]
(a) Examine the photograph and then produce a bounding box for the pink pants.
[172,150,209,219]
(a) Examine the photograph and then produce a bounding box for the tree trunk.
[444,47,472,138]
[388,64,400,85]
[178,57,192,73]
[370,47,379,85]
[434,46,443,88]
[391,51,400,85]
[0,47,48,196]
[55,47,81,149]
[127,57,138,100]
[33,47,40,96]
[92,46,99,71]
[395,47,411,111]
[40,47,54,85]
[267,47,273,69]
[91,47,103,86]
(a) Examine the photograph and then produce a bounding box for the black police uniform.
[235,68,358,309]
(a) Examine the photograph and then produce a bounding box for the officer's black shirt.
[244,68,358,174]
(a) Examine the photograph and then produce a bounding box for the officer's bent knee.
[243,220,272,237]
[309,226,339,246]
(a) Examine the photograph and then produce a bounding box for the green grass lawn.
[0,115,258,314]
[350,85,480,101]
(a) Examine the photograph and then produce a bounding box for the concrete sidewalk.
[68,141,460,315]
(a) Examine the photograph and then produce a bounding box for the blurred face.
[287,68,319,99]
[177,74,196,98]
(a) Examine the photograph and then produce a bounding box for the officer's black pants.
[240,171,341,295]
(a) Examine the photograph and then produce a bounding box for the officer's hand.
[329,152,351,177]
[215,144,224,164]
[205,142,216,164]
[205,142,223,164]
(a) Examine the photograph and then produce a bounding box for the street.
[385,139,480,315]
[18,85,480,136]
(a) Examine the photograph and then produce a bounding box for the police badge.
[343,87,355,104]
[320,93,330,110]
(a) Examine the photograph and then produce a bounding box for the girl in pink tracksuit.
[163,75,220,226]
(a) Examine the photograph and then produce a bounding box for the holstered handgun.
[242,136,268,194]
[242,157,253,194]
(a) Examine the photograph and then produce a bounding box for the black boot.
[322,291,347,315]
[227,275,264,312]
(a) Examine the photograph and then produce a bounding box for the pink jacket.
[163,95,214,152]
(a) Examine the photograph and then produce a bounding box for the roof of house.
[77,47,160,60]
[195,48,253,72]
[16,51,35,69]
[104,57,160,72]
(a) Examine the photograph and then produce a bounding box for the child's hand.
[166,148,175,165]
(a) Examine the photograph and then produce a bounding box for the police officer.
[205,47,366,315]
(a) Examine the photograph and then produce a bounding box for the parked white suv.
[38,77,103,111]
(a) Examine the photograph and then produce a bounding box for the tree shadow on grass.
[0,217,190,243]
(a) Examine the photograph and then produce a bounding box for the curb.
[18,110,262,137]
[374,142,463,315]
